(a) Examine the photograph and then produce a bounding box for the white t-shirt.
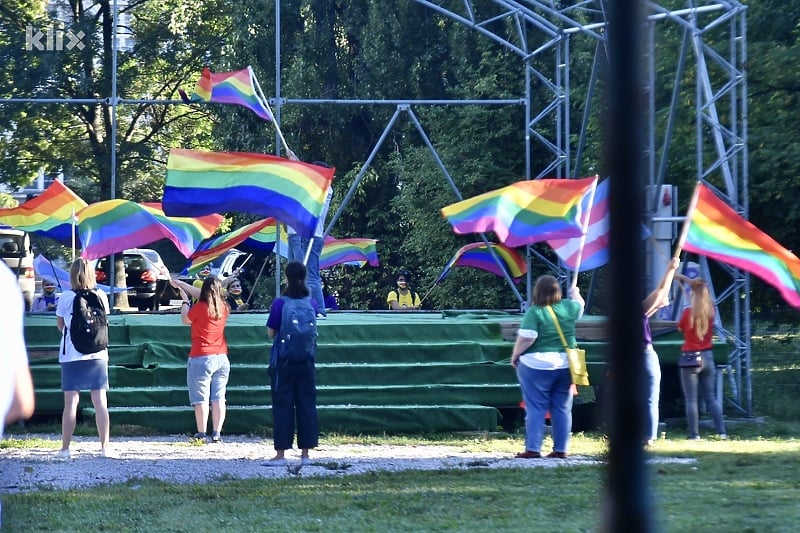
[0,263,29,438]
[56,289,110,363]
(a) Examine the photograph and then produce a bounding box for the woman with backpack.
[55,258,111,459]
[171,276,231,443]
[263,261,319,467]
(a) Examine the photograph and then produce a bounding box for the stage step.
[36,383,523,413]
[84,404,501,434]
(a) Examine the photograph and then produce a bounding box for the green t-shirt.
[519,299,582,353]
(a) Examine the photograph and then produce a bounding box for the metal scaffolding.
[2,0,750,414]
[400,0,750,414]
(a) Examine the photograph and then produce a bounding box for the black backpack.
[278,296,317,363]
[68,289,109,354]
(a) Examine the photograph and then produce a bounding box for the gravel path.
[0,434,609,493]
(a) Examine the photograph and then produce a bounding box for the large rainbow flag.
[163,149,335,238]
[0,181,87,245]
[684,182,800,308]
[440,177,596,247]
[179,66,272,121]
[78,200,223,260]
[436,242,527,283]
[319,236,379,270]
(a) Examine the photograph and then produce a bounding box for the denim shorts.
[61,359,109,391]
[186,354,230,405]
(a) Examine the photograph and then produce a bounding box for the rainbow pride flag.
[440,177,596,247]
[184,218,283,275]
[320,236,379,270]
[684,182,800,308]
[0,181,87,245]
[436,242,527,283]
[179,66,272,120]
[236,220,289,257]
[78,200,222,260]
[163,149,335,238]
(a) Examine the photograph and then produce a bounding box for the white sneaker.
[55,449,71,460]
[100,448,115,459]
[316,313,327,320]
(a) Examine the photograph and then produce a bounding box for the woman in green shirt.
[511,275,584,459]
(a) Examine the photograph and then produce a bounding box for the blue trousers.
[269,359,319,450]
[644,347,662,441]
[516,365,573,453]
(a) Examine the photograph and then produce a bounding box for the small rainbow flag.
[184,218,283,275]
[78,200,222,260]
[684,182,800,309]
[163,149,335,238]
[0,181,87,245]
[440,177,596,248]
[179,66,272,121]
[436,242,527,283]
[319,236,379,270]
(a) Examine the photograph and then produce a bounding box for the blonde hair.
[689,278,714,339]
[199,276,226,319]
[69,258,96,290]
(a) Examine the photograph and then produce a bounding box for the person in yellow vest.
[223,276,249,311]
[386,269,421,310]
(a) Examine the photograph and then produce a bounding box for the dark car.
[94,252,165,311]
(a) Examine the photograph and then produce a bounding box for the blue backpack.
[278,296,317,363]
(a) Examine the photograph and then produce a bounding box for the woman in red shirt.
[676,276,727,440]
[172,276,231,443]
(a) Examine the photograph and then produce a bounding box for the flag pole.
[71,207,76,262]
[417,279,441,307]
[569,176,599,288]
[673,181,702,259]
[249,66,296,160]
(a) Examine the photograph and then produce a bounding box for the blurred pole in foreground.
[603,0,652,531]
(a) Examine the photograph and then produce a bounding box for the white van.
[0,228,35,310]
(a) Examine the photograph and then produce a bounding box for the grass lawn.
[2,333,799,532]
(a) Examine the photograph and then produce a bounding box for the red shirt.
[677,307,713,351]
[187,301,230,357]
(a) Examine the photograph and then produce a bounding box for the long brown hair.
[199,276,226,319]
[689,278,714,338]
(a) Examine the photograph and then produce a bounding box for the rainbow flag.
[179,66,272,120]
[163,149,335,238]
[78,200,223,260]
[436,242,527,283]
[319,236,379,270]
[684,182,800,308]
[440,177,596,247]
[0,181,87,245]
[238,222,289,257]
[184,218,282,275]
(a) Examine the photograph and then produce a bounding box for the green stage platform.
[23,310,696,435]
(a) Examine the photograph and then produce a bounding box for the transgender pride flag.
[547,179,651,272]
[546,179,611,272]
